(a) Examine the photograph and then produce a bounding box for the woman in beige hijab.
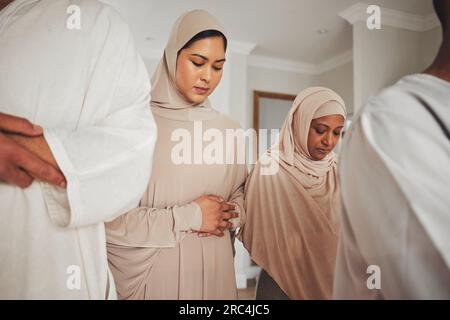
[105,10,247,300]
[239,87,346,300]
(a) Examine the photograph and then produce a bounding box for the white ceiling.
[102,0,435,64]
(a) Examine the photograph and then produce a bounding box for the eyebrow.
[190,53,226,63]
[315,123,344,129]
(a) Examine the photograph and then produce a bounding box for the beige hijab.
[274,86,346,188]
[239,87,346,299]
[150,9,226,121]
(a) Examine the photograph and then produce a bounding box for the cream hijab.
[239,87,346,299]
[272,87,346,189]
[150,10,226,120]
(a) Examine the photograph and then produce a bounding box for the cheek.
[209,71,223,91]
[176,61,196,90]
[215,70,223,83]
[307,130,319,150]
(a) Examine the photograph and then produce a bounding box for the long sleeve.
[227,122,249,230]
[227,165,246,257]
[228,164,247,230]
[105,202,202,248]
[41,5,157,228]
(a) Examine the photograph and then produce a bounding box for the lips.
[194,87,209,95]
[316,148,330,154]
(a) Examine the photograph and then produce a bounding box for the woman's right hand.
[193,195,238,237]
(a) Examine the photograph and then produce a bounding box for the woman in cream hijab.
[105,10,247,300]
[239,87,346,300]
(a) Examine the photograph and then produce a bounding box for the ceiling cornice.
[339,2,440,32]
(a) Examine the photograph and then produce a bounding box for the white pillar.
[340,2,441,112]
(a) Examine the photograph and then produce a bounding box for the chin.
[189,95,207,105]
[311,153,327,161]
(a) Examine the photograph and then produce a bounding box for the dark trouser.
[255,269,290,300]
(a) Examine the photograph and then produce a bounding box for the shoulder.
[344,76,448,177]
[363,79,422,118]
[246,157,292,193]
[213,113,243,130]
[43,0,124,22]
[52,0,131,39]
[354,76,433,136]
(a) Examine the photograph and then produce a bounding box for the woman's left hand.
[197,201,237,237]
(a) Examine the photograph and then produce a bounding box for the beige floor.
[237,279,257,300]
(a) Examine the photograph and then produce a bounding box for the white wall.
[421,26,442,70]
[142,58,159,81]
[226,52,250,127]
[317,62,354,114]
[248,66,317,96]
[352,22,442,112]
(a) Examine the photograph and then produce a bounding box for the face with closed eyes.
[307,115,345,160]
[175,36,226,104]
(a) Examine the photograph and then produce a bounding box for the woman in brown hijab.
[105,10,247,300]
[239,87,346,300]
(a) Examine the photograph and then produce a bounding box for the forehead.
[182,37,225,57]
[311,115,345,127]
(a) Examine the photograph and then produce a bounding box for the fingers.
[197,232,213,238]
[13,168,34,188]
[197,229,225,237]
[198,230,224,237]
[207,194,224,203]
[211,229,224,237]
[14,146,66,188]
[222,211,239,221]
[220,202,236,212]
[3,167,34,188]
[0,113,43,136]
[218,220,233,229]
[200,219,234,237]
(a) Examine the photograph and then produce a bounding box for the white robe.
[334,74,450,299]
[0,0,156,299]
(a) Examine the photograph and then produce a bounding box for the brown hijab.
[239,87,346,299]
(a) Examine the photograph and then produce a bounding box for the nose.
[321,132,332,147]
[200,66,212,84]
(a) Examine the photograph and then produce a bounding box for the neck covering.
[239,87,347,299]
